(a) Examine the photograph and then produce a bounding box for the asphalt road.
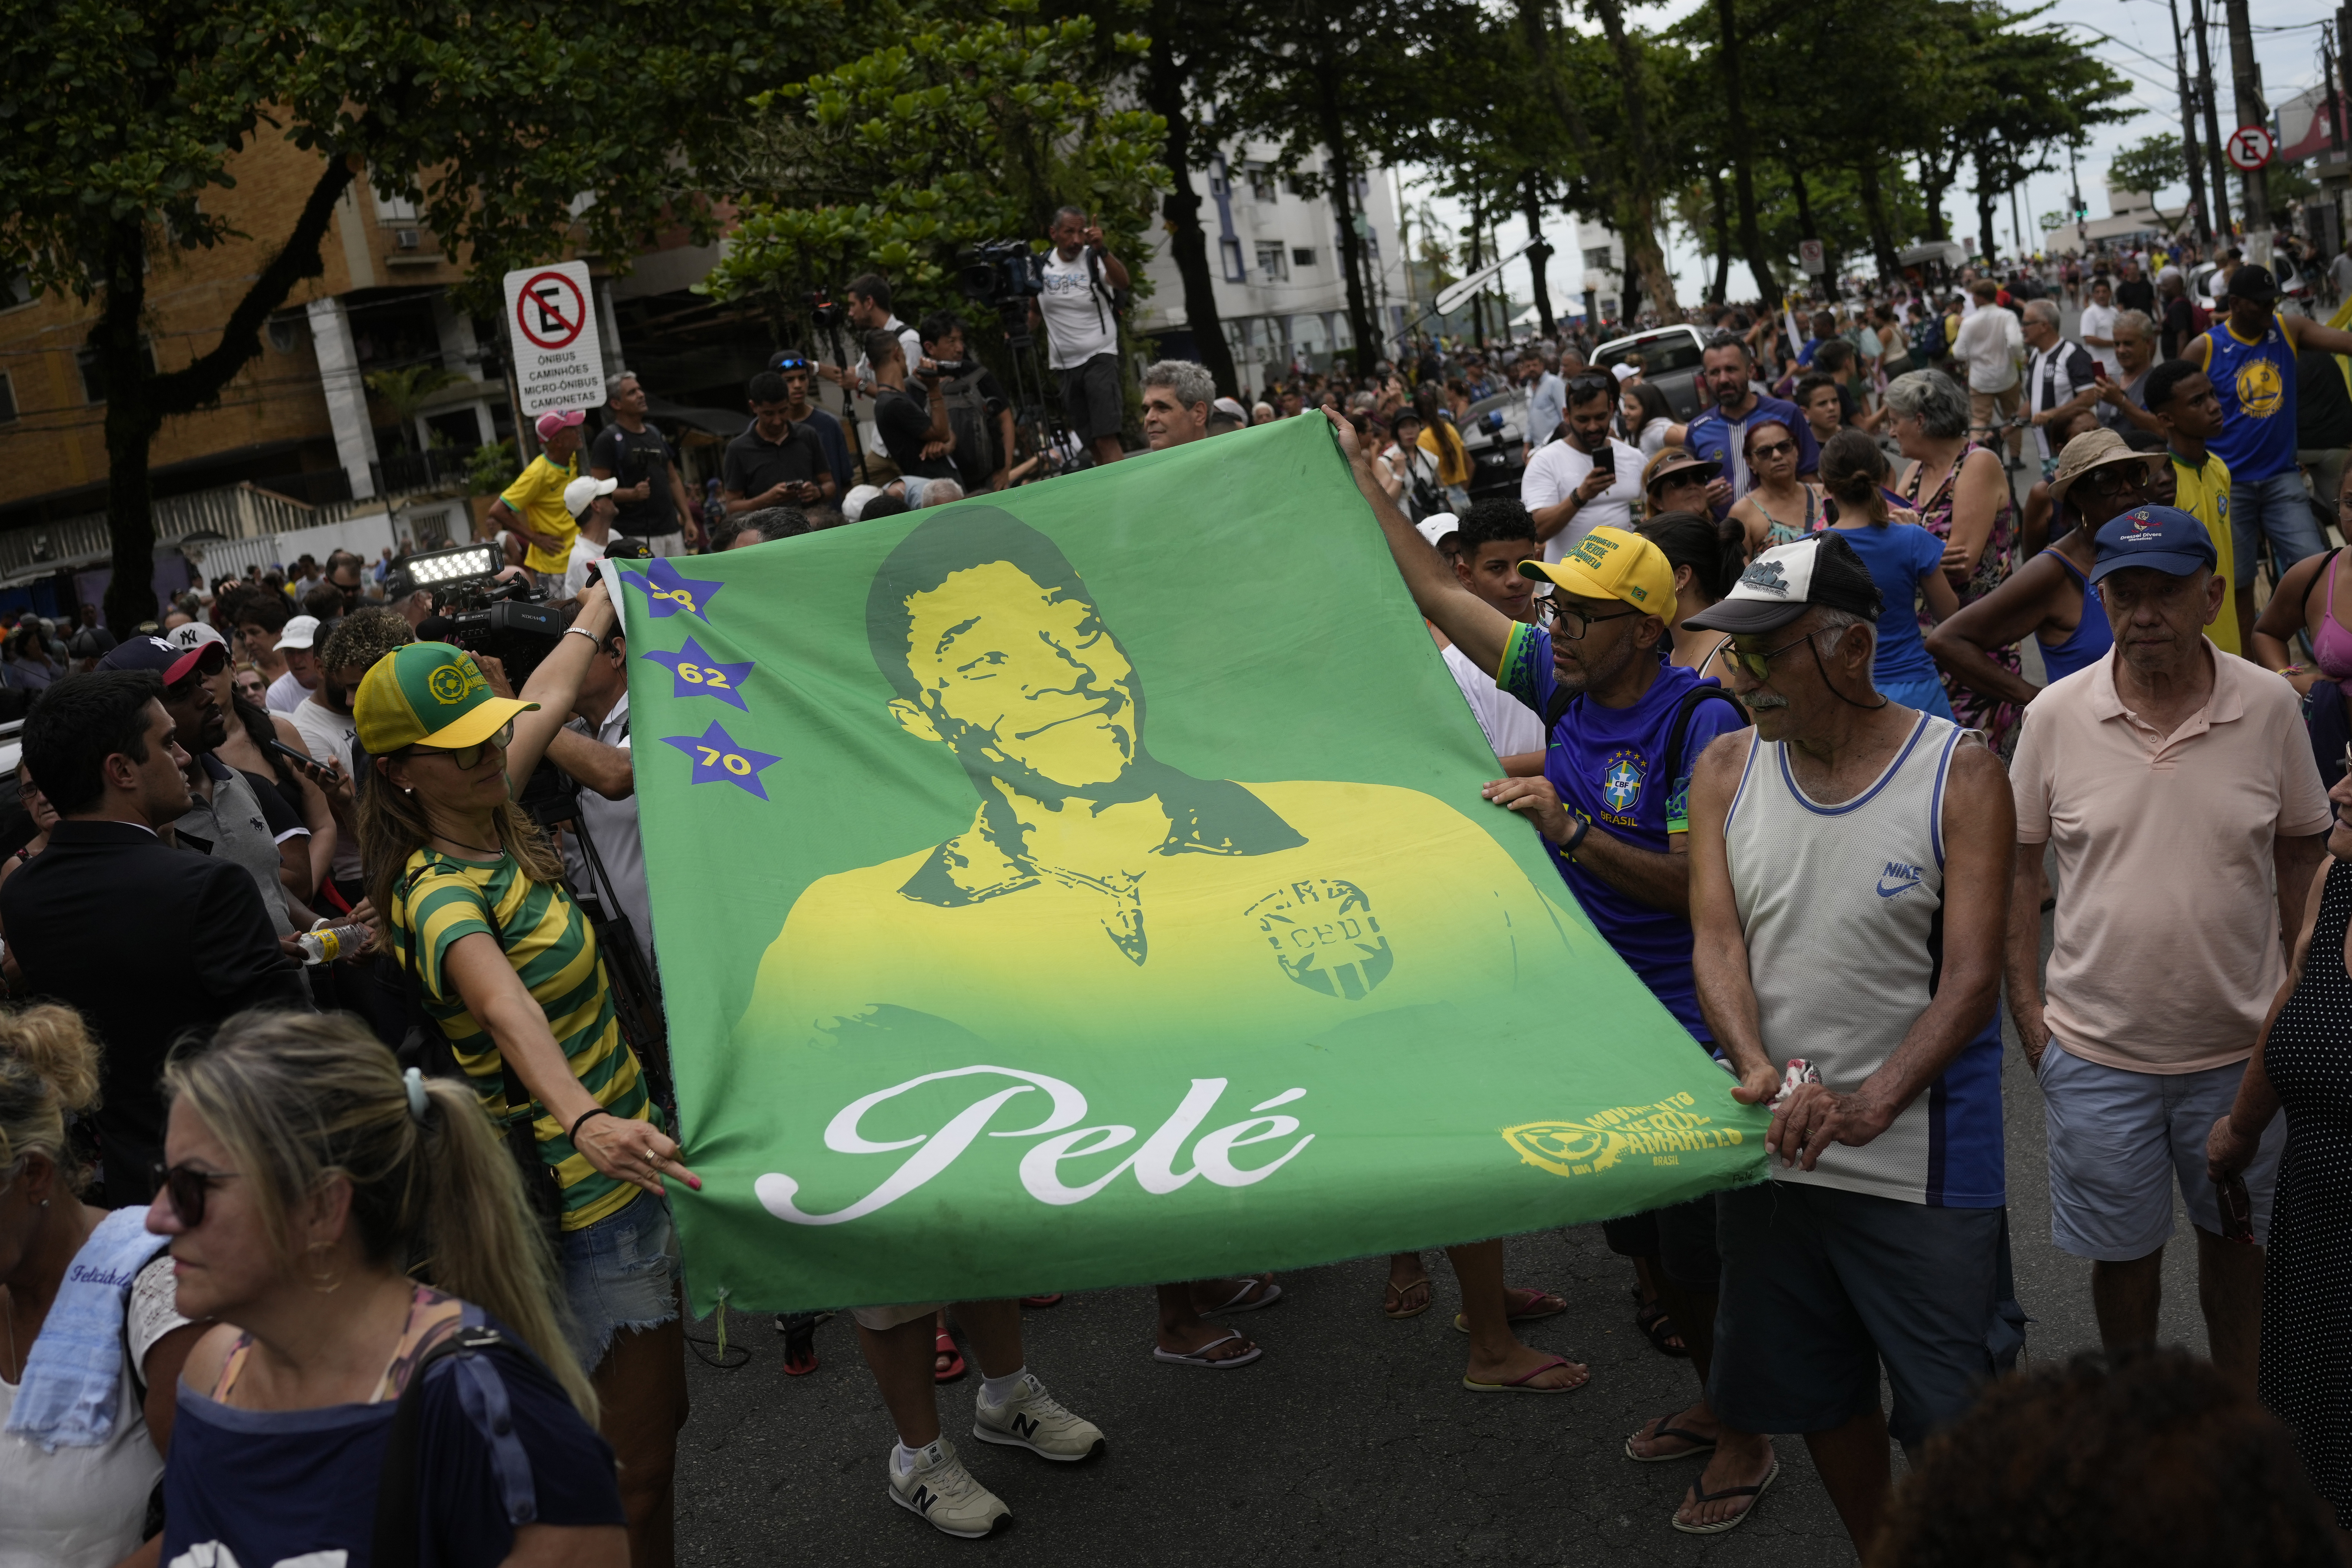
[671,344,2229,1565]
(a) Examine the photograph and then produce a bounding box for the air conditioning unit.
[394,229,420,251]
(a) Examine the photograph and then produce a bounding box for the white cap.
[563,475,618,518]
[277,614,321,651]
[842,483,884,522]
[1610,363,1638,383]
[1414,513,1461,548]
[168,621,231,654]
[1211,397,1248,422]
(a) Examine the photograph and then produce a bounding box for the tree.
[364,366,464,457]
[2108,133,2187,200]
[1135,0,1244,396]
[0,0,807,630]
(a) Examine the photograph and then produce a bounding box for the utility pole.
[2189,0,2234,240]
[2222,0,2266,262]
[2067,139,2088,256]
[2167,0,2212,244]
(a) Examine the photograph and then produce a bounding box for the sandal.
[1152,1330,1263,1369]
[1384,1275,1433,1319]
[1020,1294,1064,1307]
[933,1325,966,1383]
[1636,1299,1690,1357]
[1670,1452,1779,1535]
[1462,1354,1587,1395]
[1198,1276,1283,1314]
[1624,1411,1717,1462]
[1450,1285,1569,1334]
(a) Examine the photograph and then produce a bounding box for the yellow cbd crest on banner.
[1503,1092,1747,1180]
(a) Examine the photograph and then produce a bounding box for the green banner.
[616,416,1765,1314]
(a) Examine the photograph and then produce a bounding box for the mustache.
[1745,694,1791,710]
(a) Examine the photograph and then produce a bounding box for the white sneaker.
[972,1372,1106,1462]
[887,1438,1011,1538]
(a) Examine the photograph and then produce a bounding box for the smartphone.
[2215,1173,2255,1244]
[266,738,337,779]
[1589,443,1615,476]
[2092,363,2110,382]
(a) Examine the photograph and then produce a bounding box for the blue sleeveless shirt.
[2204,315,2298,484]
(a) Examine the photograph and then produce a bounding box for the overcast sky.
[1406,0,2335,312]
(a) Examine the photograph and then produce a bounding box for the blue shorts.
[559,1191,681,1370]
[2038,1041,2286,1259]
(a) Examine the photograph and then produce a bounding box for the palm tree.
[363,364,464,455]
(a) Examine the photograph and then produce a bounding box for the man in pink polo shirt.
[2008,504,2332,1389]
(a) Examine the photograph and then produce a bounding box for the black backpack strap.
[1542,685,1577,734]
[370,1325,510,1568]
[1660,685,1750,814]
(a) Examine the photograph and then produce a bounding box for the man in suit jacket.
[3,667,311,1206]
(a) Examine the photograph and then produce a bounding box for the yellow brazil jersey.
[500,452,580,576]
[2170,449,2240,655]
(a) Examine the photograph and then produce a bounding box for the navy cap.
[2088,505,2217,584]
[96,633,221,685]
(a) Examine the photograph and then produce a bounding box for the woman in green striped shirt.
[354,579,696,1568]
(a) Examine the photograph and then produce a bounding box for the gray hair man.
[1139,360,1214,450]
[2021,301,2101,478]
[1682,531,2013,1546]
[2097,310,2160,435]
[2008,505,2330,1394]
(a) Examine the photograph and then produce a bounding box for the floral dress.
[1905,442,2021,752]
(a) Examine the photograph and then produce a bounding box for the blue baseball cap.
[2088,505,2217,585]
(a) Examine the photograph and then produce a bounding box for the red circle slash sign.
[516,271,586,351]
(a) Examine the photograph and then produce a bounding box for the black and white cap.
[1684,531,1884,635]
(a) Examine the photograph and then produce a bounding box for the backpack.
[936,369,1001,490]
[1907,314,1948,363]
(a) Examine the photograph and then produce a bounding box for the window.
[1220,237,1246,283]
[1247,166,1277,203]
[1583,246,1614,270]
[1208,158,1229,197]
[0,371,15,424]
[0,272,32,310]
[1254,242,1288,281]
[1286,171,1314,199]
[369,167,419,224]
[1291,246,1316,268]
[76,347,107,405]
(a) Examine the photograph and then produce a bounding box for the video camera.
[957,241,1042,306]
[807,288,848,331]
[401,542,567,685]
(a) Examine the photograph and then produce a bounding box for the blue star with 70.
[662,722,781,800]
[643,637,754,710]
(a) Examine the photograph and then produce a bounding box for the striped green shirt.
[392,846,653,1231]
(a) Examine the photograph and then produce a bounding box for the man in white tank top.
[1679,534,2015,1547]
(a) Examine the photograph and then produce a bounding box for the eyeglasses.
[2080,467,2143,496]
[151,1161,239,1228]
[772,355,811,372]
[1751,440,1796,461]
[1727,629,1818,682]
[1548,600,1642,639]
[409,721,513,772]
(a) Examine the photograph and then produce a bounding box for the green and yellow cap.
[1517,525,1675,615]
[355,641,538,755]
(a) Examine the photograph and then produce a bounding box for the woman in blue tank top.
[1925,431,2168,704]
[1817,432,1961,719]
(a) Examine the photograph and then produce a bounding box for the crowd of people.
[0,201,2348,1566]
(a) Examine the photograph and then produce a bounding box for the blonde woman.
[147,1010,625,1568]
[1,1005,205,1568]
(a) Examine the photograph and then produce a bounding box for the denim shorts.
[559,1191,681,1370]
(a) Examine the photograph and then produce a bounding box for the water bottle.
[297,923,370,965]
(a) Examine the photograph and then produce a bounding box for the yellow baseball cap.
[355,641,539,755]
[1517,526,1675,615]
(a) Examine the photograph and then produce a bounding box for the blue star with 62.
[643,637,754,710]
[624,558,725,620]
[663,721,782,800]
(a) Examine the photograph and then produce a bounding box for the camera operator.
[720,372,835,519]
[1031,206,1131,467]
[917,311,1015,493]
[561,476,619,600]
[815,274,926,473]
[589,372,700,556]
[865,331,960,505]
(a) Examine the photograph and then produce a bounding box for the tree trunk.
[1972,147,2000,264]
[1466,211,1488,348]
[1588,0,1678,318]
[1143,12,1240,396]
[1856,158,1902,281]
[1712,0,1778,306]
[1707,165,1733,304]
[1312,55,1381,376]
[1920,149,1953,242]
[1520,176,1556,339]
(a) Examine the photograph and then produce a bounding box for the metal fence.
[0,483,362,585]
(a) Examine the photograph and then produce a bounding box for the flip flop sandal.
[1635,1300,1691,1357]
[1020,1294,1065,1307]
[1461,1355,1587,1395]
[1624,1413,1718,1462]
[1151,1330,1264,1369]
[1669,1454,1780,1535]
[1199,1277,1284,1315]
[1384,1276,1434,1320]
[933,1327,966,1384]
[774,1311,823,1377]
[1450,1286,1570,1334]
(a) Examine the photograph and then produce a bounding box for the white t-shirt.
[265,669,310,713]
[1519,437,1643,560]
[854,318,929,457]
[0,1254,188,1568]
[1952,306,2022,393]
[2077,301,2121,377]
[561,533,609,601]
[1442,644,1546,758]
[1038,248,1118,370]
[292,696,361,883]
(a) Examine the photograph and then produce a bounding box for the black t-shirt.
[589,422,680,535]
[2299,347,2352,449]
[2115,276,2155,315]
[2161,296,2195,362]
[720,422,829,503]
[874,387,959,479]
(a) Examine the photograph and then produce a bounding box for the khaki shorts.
[850,1301,943,1332]
[1968,382,2022,431]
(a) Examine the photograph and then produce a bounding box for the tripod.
[813,314,869,479]
[990,297,1088,475]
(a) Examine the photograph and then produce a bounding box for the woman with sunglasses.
[353,580,697,1568]
[1,1005,207,1568]
[146,1010,626,1568]
[1726,419,1825,560]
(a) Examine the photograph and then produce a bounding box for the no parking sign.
[501,260,606,417]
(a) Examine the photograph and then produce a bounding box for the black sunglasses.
[1548,601,1642,639]
[152,1160,239,1227]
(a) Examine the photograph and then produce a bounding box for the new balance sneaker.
[971,1372,1106,1461]
[888,1439,1011,1538]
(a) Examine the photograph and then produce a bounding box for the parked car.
[1592,325,1712,422]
